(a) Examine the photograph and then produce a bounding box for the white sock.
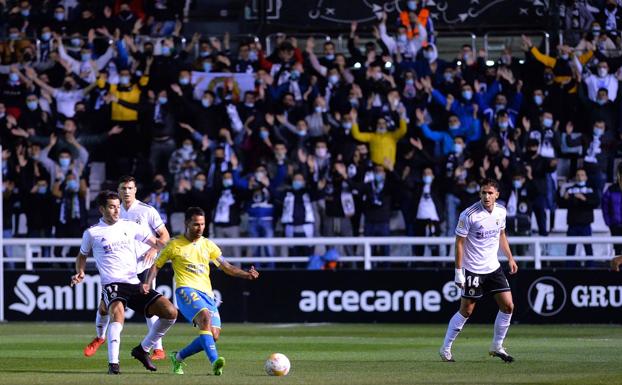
[96,312,109,339]
[107,322,123,364]
[442,312,469,351]
[492,311,512,349]
[146,315,163,350]
[141,318,176,352]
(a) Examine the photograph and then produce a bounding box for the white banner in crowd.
[191,72,256,101]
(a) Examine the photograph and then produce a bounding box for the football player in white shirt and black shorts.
[71,191,177,374]
[82,176,171,360]
[440,178,518,363]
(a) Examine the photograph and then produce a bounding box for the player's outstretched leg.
[169,351,187,375]
[85,301,109,357]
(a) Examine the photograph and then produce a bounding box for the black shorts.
[102,282,162,317]
[462,267,510,299]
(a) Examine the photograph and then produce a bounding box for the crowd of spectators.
[1,0,621,264]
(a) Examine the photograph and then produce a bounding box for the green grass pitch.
[0,322,620,384]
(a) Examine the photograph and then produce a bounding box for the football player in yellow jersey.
[144,207,259,376]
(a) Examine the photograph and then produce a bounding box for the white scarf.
[281,192,314,224]
[214,189,235,223]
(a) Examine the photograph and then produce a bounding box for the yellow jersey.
[155,235,222,298]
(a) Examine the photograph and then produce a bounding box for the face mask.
[349,98,359,106]
[315,148,328,158]
[495,104,506,112]
[297,130,307,137]
[8,73,19,82]
[342,122,352,130]
[374,72,383,80]
[59,157,71,168]
[534,95,544,105]
[405,78,414,86]
[275,152,286,161]
[255,171,266,181]
[328,74,339,85]
[260,131,270,140]
[498,121,509,130]
[374,173,385,183]
[292,180,304,190]
[41,32,52,41]
[201,99,211,108]
[466,186,478,194]
[63,82,73,90]
[407,0,417,10]
[71,38,81,47]
[449,122,460,130]
[398,34,408,43]
[462,90,473,100]
[158,96,168,105]
[597,98,607,105]
[315,106,323,114]
[376,127,387,134]
[325,54,335,61]
[542,117,553,128]
[54,12,64,20]
[245,102,255,108]
[598,67,608,77]
[290,69,300,80]
[9,33,20,40]
[560,53,569,60]
[444,72,453,82]
[144,48,153,57]
[81,53,91,62]
[153,180,164,190]
[199,50,210,57]
[462,53,471,62]
[179,77,190,85]
[513,180,523,189]
[193,180,206,190]
[593,29,601,37]
[577,180,586,187]
[594,127,604,136]
[454,143,464,154]
[161,46,172,56]
[66,179,79,191]
[119,76,130,86]
[222,178,233,188]
[37,186,47,194]
[26,100,38,110]
[182,144,193,152]
[422,175,433,184]
[544,73,554,82]
[203,62,212,72]
[249,50,258,61]
[21,9,30,17]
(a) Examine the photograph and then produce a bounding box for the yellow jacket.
[97,76,149,121]
[529,47,592,93]
[352,118,407,167]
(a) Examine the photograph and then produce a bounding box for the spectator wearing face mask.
[351,108,407,169]
[57,35,115,83]
[581,120,611,200]
[143,174,171,225]
[523,138,558,236]
[598,0,622,40]
[51,172,87,257]
[578,86,617,132]
[279,172,317,260]
[521,35,592,94]
[399,0,434,43]
[175,172,211,218]
[505,172,536,257]
[583,62,618,102]
[378,12,427,59]
[575,22,616,57]
[168,138,204,186]
[411,167,443,256]
[35,132,88,187]
[416,109,481,157]
[25,177,55,258]
[558,168,599,265]
[212,171,244,260]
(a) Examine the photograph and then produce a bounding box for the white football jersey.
[455,201,506,274]
[80,218,152,285]
[120,200,165,273]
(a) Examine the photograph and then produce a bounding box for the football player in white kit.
[83,176,170,360]
[71,191,177,374]
[439,178,518,363]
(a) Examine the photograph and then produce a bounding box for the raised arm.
[217,256,259,279]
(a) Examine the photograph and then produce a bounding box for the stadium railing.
[2,236,620,270]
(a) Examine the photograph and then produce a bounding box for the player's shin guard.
[442,312,469,350]
[146,315,163,350]
[108,322,123,364]
[198,330,218,364]
[96,311,110,339]
[179,337,204,360]
[492,310,512,348]
[141,318,175,352]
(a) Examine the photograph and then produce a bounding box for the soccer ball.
[264,353,290,376]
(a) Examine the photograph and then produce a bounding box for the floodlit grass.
[0,322,620,384]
